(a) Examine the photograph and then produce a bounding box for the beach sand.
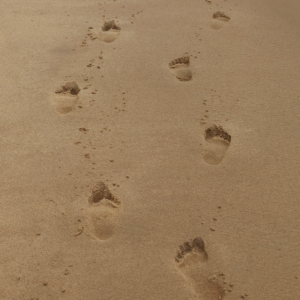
[0,0,299,299]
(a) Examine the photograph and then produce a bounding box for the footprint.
[52,82,80,115]
[175,237,226,300]
[211,11,230,30]
[86,181,121,240]
[168,56,192,81]
[203,125,231,165]
[99,20,121,43]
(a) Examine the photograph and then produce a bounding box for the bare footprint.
[203,125,231,165]
[86,182,121,240]
[168,56,192,81]
[52,82,80,115]
[211,11,230,30]
[175,237,226,300]
[99,20,121,43]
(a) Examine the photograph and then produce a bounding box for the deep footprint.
[86,181,121,240]
[99,20,121,43]
[203,125,231,165]
[175,237,226,300]
[211,11,230,30]
[168,56,192,81]
[53,82,80,114]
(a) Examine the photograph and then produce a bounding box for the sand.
[0,0,300,299]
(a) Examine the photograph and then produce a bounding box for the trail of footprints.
[49,4,238,298]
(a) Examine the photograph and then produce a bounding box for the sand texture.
[0,0,300,299]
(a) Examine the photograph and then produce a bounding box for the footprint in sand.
[168,56,192,81]
[52,82,80,115]
[86,181,121,240]
[175,237,227,300]
[99,20,121,43]
[203,125,231,165]
[211,11,230,30]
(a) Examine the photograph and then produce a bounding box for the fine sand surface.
[0,0,300,299]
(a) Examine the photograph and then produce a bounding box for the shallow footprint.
[53,82,80,115]
[99,20,121,43]
[168,56,192,81]
[203,125,231,165]
[86,181,121,240]
[211,11,230,30]
[175,237,226,300]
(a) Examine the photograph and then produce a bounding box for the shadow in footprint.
[168,56,192,81]
[86,182,121,240]
[99,20,121,43]
[203,125,231,165]
[211,11,230,30]
[53,82,80,115]
[176,237,226,300]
